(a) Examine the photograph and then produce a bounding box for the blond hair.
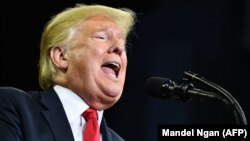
[39,4,136,89]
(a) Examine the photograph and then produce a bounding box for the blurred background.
[1,0,250,140]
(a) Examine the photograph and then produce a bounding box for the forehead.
[78,15,122,34]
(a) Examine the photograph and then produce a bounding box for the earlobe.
[50,47,68,69]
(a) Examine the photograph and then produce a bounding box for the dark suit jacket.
[0,87,124,141]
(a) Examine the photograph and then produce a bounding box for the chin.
[104,84,123,96]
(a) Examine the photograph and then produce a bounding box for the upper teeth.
[110,62,120,69]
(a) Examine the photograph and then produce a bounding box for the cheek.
[68,51,88,75]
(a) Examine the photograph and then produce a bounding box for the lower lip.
[101,67,117,79]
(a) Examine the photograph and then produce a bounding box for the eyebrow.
[94,24,109,31]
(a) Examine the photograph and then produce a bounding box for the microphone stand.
[183,71,248,125]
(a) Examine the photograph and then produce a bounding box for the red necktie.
[82,108,100,141]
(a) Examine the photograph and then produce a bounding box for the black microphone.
[145,77,222,101]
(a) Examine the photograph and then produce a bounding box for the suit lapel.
[40,88,74,141]
[101,118,112,141]
[101,118,125,141]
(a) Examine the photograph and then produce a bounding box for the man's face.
[66,15,127,110]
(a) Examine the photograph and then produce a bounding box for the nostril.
[113,48,120,54]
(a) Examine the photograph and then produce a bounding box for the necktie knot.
[83,108,98,121]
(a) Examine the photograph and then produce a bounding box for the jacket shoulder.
[0,87,29,98]
[0,87,44,108]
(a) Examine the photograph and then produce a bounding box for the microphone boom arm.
[184,71,248,125]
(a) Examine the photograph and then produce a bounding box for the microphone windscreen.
[145,77,168,97]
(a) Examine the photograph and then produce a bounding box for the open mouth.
[101,61,120,78]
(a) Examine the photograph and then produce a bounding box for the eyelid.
[94,31,108,39]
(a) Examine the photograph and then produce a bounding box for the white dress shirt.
[54,85,103,141]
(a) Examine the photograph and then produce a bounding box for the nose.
[108,44,124,55]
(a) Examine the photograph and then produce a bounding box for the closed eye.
[94,31,108,40]
[95,36,106,40]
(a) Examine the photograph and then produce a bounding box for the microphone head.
[145,77,170,98]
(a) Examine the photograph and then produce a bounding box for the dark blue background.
[1,0,250,140]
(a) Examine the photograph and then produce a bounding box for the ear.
[50,47,68,69]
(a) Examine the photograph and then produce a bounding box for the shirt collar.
[53,85,103,126]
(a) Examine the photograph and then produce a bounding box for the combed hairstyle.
[39,4,136,89]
